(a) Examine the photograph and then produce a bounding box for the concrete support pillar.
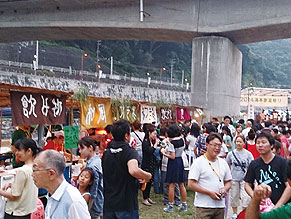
[191,36,242,120]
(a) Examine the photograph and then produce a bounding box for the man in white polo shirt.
[188,133,232,219]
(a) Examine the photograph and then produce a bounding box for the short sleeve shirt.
[226,149,253,181]
[167,143,175,153]
[188,156,232,208]
[186,135,196,157]
[244,155,287,204]
[218,143,228,158]
[5,164,38,216]
[224,135,233,152]
[170,138,185,158]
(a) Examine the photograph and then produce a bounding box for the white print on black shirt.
[259,165,282,188]
[110,148,123,153]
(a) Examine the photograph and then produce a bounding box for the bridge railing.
[0,60,191,92]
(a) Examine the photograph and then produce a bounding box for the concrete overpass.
[1,0,290,119]
[2,0,291,44]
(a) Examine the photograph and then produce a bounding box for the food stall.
[0,83,74,185]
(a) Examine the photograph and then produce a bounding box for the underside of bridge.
[1,0,291,44]
[1,0,289,118]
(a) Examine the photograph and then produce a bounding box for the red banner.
[10,91,67,126]
[176,107,191,121]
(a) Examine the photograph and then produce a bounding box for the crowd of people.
[1,115,291,219]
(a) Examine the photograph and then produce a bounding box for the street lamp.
[97,64,103,80]
[81,52,88,71]
[185,78,189,90]
[147,72,151,87]
[160,67,166,84]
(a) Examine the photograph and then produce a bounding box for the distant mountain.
[238,39,291,89]
[48,39,291,89]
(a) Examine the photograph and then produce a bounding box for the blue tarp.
[0,108,12,117]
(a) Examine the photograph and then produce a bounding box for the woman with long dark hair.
[186,123,200,165]
[244,129,260,159]
[131,120,145,164]
[221,126,233,152]
[0,138,39,219]
[141,124,160,206]
[161,124,187,213]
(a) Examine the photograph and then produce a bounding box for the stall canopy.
[0,83,73,109]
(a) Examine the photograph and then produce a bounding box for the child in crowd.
[78,137,103,219]
[78,167,94,205]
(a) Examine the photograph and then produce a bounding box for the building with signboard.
[240,87,291,119]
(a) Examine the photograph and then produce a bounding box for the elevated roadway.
[1,0,290,118]
[1,0,291,44]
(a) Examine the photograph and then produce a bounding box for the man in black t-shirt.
[102,120,152,219]
[244,132,291,207]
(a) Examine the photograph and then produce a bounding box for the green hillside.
[50,39,291,88]
[48,40,192,83]
[238,39,291,89]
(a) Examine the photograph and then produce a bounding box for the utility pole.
[33,40,39,72]
[170,59,175,86]
[17,43,21,63]
[96,40,101,72]
[36,40,39,69]
[110,56,113,75]
[181,70,184,87]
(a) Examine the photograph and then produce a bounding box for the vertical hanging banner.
[248,103,255,120]
[118,104,139,123]
[80,97,113,129]
[176,107,191,121]
[64,126,79,149]
[159,107,173,122]
[141,105,157,124]
[112,102,139,123]
[10,91,66,126]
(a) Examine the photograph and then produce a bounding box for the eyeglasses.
[32,168,51,173]
[208,143,222,148]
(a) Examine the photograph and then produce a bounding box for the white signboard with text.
[141,105,157,124]
[241,95,288,107]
